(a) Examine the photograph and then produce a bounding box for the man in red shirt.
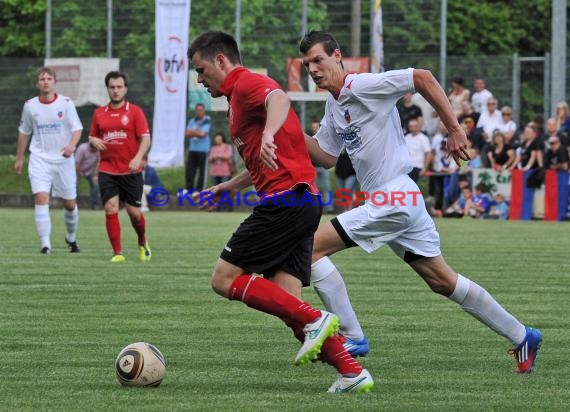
[188,31,372,393]
[88,71,151,263]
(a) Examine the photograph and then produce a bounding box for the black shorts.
[99,172,143,207]
[220,188,322,286]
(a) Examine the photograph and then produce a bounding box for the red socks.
[229,274,321,325]
[130,213,146,246]
[227,274,362,376]
[105,213,121,254]
[320,335,363,375]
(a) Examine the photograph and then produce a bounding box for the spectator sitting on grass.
[486,193,509,220]
[465,183,492,219]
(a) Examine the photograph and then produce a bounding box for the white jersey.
[315,69,414,193]
[471,89,493,114]
[18,94,83,162]
[404,131,431,169]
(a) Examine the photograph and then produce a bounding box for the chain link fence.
[0,0,565,155]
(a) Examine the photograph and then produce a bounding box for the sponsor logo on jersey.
[338,124,361,151]
[37,123,62,134]
[103,130,128,141]
[344,109,351,124]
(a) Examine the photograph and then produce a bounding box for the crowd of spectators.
[397,77,570,220]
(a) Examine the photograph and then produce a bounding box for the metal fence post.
[544,52,551,123]
[512,53,520,127]
[107,0,113,58]
[45,0,52,58]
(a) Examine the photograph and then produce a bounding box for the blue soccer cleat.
[341,335,370,358]
[508,326,542,373]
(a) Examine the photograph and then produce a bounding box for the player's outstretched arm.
[194,169,252,212]
[413,69,470,166]
[260,90,291,171]
[304,134,337,169]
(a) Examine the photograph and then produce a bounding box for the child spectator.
[486,193,509,220]
[466,183,492,219]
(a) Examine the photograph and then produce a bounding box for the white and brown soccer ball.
[115,342,166,387]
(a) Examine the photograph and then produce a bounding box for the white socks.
[64,205,78,242]
[449,274,526,345]
[311,257,365,340]
[35,204,51,249]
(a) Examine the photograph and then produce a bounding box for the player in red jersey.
[188,31,373,393]
[88,71,152,263]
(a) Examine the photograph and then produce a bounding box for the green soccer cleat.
[295,311,339,366]
[139,241,151,261]
[111,254,125,263]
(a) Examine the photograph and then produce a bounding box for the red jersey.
[219,67,317,196]
[89,101,150,175]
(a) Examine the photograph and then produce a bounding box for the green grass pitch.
[1,208,569,411]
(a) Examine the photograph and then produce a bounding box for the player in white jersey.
[292,31,542,374]
[15,67,83,254]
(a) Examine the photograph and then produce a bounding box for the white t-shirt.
[405,131,431,169]
[496,119,517,135]
[18,94,83,162]
[471,89,493,114]
[315,69,414,193]
[476,109,503,140]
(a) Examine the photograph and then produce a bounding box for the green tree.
[0,0,45,57]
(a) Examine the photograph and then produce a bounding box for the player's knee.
[311,249,326,263]
[210,271,231,298]
[63,199,77,210]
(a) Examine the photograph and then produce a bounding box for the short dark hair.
[188,31,242,65]
[299,31,340,56]
[105,71,128,87]
[475,182,488,192]
[451,76,464,86]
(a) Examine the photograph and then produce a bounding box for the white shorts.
[336,174,441,259]
[28,154,77,199]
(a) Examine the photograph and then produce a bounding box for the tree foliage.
[0,0,46,57]
[0,0,566,128]
[0,0,563,62]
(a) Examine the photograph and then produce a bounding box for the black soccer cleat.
[65,238,80,253]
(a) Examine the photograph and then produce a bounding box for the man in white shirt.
[15,67,83,254]
[297,31,542,380]
[471,78,493,114]
[476,97,503,142]
[404,119,431,181]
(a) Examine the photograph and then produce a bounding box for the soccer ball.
[115,342,166,387]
